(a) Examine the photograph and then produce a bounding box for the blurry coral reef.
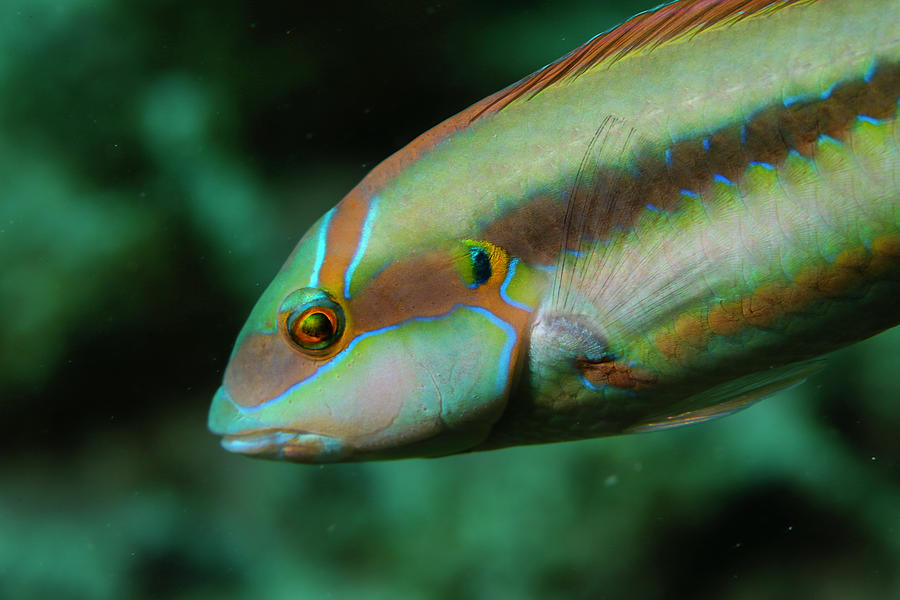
[1,1,898,598]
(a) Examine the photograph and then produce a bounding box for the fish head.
[207,192,546,462]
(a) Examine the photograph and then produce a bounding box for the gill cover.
[208,203,542,462]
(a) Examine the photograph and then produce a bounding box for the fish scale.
[209,0,900,462]
[508,105,900,444]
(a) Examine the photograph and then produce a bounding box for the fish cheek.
[292,308,516,455]
[390,308,517,440]
[265,333,437,449]
[223,331,319,408]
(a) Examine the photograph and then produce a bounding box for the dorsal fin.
[471,0,814,120]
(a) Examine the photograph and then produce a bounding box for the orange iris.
[288,307,339,349]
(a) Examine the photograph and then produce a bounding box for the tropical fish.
[209,0,900,463]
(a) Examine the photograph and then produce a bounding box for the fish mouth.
[220,430,348,463]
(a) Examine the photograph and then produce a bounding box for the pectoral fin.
[627,360,826,433]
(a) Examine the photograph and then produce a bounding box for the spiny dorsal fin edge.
[471,0,814,121]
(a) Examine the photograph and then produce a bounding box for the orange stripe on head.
[315,192,377,298]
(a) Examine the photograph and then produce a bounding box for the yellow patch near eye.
[453,240,509,289]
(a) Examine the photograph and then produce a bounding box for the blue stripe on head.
[499,259,533,312]
[465,306,518,396]
[308,207,336,288]
[344,196,380,299]
[244,310,445,412]
[244,305,517,411]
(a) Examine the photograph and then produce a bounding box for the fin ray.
[628,360,825,433]
[471,0,813,120]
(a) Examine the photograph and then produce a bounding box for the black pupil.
[301,312,333,341]
[470,247,491,286]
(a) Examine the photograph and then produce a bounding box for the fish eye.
[278,288,345,354]
[288,306,338,348]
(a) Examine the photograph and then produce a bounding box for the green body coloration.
[209,0,900,462]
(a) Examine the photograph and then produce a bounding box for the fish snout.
[208,385,348,463]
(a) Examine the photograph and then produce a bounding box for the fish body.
[209,0,900,462]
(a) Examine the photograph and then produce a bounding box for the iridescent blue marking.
[702,138,710,151]
[646,204,661,212]
[308,207,335,288]
[466,305,518,395]
[580,374,601,392]
[863,62,877,83]
[240,321,422,411]
[857,115,883,126]
[344,196,379,299]
[665,148,672,168]
[783,94,801,107]
[499,259,532,312]
[566,249,585,258]
[820,83,836,100]
[749,161,775,170]
[787,149,813,163]
[818,133,841,146]
[578,374,637,398]
[680,189,699,198]
[239,305,517,411]
[713,174,734,186]
[740,124,747,145]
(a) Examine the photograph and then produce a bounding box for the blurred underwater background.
[1,0,899,598]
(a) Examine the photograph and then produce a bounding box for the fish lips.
[209,385,348,463]
[220,430,348,463]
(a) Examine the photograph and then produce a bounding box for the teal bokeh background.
[2,1,898,598]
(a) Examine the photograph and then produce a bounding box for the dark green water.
[2,1,898,598]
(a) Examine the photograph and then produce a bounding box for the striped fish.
[209,0,900,462]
